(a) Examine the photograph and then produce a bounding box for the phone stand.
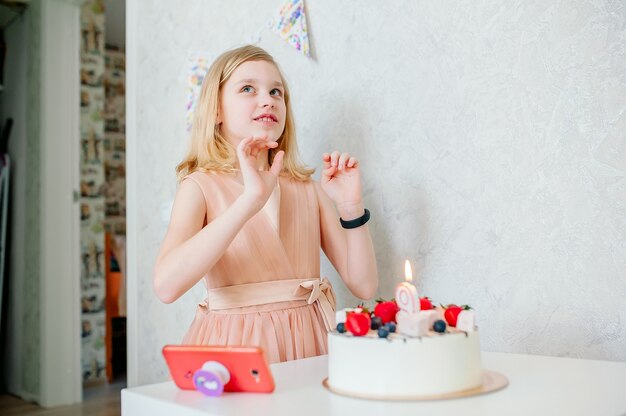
[193,361,231,396]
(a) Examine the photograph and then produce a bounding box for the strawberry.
[419,297,434,310]
[444,306,462,327]
[443,304,471,327]
[345,312,371,336]
[373,301,399,324]
[355,303,370,315]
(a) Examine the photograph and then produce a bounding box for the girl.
[154,45,378,363]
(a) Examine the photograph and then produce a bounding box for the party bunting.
[186,52,212,132]
[272,0,310,57]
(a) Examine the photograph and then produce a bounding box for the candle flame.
[404,260,413,282]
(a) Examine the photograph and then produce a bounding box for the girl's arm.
[315,152,378,300]
[153,137,284,303]
[153,179,259,303]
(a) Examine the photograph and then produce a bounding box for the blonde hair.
[176,45,314,181]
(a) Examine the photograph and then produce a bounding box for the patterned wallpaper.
[80,0,106,382]
[127,0,626,385]
[104,49,126,237]
[80,0,127,385]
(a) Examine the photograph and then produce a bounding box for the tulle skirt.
[182,299,329,364]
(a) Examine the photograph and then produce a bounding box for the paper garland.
[186,52,212,132]
[186,1,312,132]
[271,0,310,57]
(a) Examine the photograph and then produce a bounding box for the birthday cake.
[327,296,482,400]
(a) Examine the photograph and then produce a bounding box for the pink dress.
[181,171,337,364]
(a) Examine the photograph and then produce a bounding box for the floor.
[0,379,125,416]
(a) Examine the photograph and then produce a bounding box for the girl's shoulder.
[181,171,244,202]
[183,169,236,186]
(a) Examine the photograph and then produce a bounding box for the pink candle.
[395,260,420,313]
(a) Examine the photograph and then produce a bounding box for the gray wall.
[127,0,626,386]
[1,0,41,399]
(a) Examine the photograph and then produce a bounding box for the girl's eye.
[270,88,283,97]
[241,86,254,93]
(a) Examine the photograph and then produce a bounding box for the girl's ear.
[216,102,223,124]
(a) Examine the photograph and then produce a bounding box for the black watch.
[339,209,370,229]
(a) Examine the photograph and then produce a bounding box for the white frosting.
[421,309,444,326]
[456,310,477,332]
[335,310,348,324]
[396,310,430,337]
[328,330,482,398]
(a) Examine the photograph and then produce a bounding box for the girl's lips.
[254,117,278,123]
[253,113,278,122]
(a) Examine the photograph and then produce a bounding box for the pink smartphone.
[162,345,275,393]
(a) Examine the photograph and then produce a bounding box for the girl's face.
[218,60,287,144]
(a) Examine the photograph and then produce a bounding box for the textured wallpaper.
[80,0,107,383]
[128,0,626,385]
[104,49,126,237]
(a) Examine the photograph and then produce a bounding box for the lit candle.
[394,260,420,313]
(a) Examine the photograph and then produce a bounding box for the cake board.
[322,369,508,401]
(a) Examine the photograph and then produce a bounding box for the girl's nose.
[259,93,275,108]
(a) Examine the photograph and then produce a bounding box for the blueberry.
[337,322,346,333]
[384,322,396,333]
[433,320,447,333]
[377,327,389,338]
[370,316,383,330]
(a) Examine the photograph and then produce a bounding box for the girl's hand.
[320,151,363,212]
[237,136,284,211]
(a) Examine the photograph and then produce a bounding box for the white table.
[122,352,626,416]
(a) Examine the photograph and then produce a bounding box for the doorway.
[79,0,127,397]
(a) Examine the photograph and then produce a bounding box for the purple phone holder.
[193,361,231,397]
